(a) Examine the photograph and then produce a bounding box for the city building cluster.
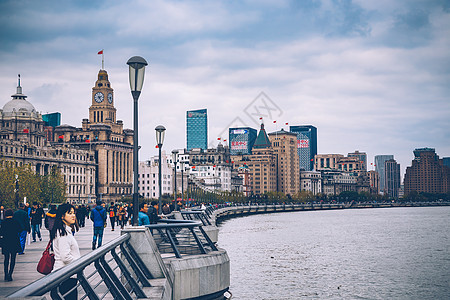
[1,69,449,204]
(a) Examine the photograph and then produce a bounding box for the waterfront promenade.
[0,219,122,298]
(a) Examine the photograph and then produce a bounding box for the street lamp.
[172,150,179,211]
[15,174,19,209]
[155,125,166,215]
[127,56,148,226]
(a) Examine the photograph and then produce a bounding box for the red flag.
[23,128,29,133]
[273,120,277,123]
[259,117,263,120]
[213,165,216,167]
[155,145,159,148]
[98,50,103,55]
[58,135,64,139]
[285,122,288,125]
[217,137,221,140]
[85,139,90,143]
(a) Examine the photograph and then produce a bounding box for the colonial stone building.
[54,69,134,203]
[232,124,277,195]
[0,76,96,203]
[268,129,299,196]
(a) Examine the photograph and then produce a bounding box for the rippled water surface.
[217,206,450,299]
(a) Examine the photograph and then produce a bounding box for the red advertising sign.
[231,141,247,150]
[297,139,309,148]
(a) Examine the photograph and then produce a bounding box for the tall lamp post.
[155,125,166,215]
[15,174,19,209]
[172,150,179,211]
[127,56,148,226]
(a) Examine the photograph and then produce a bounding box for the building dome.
[1,75,41,120]
[2,98,37,114]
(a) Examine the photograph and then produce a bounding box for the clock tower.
[56,67,134,203]
[89,69,116,125]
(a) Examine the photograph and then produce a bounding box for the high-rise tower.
[186,109,207,151]
[374,155,394,194]
[289,125,317,171]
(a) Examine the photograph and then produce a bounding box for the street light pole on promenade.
[172,150,179,211]
[155,125,166,215]
[127,56,148,226]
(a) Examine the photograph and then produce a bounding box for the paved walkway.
[0,218,124,298]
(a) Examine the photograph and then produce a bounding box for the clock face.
[94,92,104,103]
[108,93,113,104]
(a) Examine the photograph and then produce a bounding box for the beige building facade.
[268,129,299,196]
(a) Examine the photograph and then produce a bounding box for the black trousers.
[3,252,17,278]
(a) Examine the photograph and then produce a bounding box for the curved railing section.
[146,219,217,259]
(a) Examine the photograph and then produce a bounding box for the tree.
[0,160,41,208]
[40,165,66,205]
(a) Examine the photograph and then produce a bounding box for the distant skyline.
[1,0,449,180]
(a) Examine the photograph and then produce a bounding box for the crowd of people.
[0,199,176,286]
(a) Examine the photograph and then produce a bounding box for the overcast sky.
[1,0,449,180]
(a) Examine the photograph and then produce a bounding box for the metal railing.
[181,210,212,226]
[8,233,152,299]
[147,219,217,259]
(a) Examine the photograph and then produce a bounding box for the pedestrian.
[45,204,57,234]
[108,202,116,231]
[162,203,171,215]
[90,200,107,250]
[138,202,150,226]
[0,209,22,281]
[147,201,160,224]
[76,205,87,227]
[13,203,31,255]
[30,202,43,242]
[0,205,5,226]
[118,205,126,229]
[50,203,80,300]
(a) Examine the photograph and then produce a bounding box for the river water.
[217,206,450,299]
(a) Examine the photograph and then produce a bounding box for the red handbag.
[37,241,55,275]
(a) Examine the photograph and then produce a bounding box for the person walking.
[30,202,44,242]
[0,205,5,226]
[117,205,126,229]
[90,200,107,250]
[0,209,22,281]
[108,202,116,231]
[45,204,57,234]
[13,203,30,255]
[138,203,150,226]
[50,203,80,300]
[76,205,87,228]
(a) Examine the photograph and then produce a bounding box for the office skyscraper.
[385,159,400,199]
[229,127,257,155]
[374,155,394,194]
[186,109,207,151]
[290,125,317,171]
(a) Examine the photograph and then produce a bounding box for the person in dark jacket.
[90,200,107,250]
[147,201,161,224]
[1,209,23,281]
[45,204,57,234]
[76,205,87,227]
[13,203,31,255]
[30,202,44,242]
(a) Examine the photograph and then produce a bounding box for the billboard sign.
[297,139,309,148]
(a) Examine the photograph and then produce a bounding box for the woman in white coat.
[50,204,80,300]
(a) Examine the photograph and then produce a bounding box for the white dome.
[2,98,36,114]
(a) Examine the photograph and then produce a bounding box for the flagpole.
[102,52,104,70]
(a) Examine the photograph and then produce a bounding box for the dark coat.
[13,209,31,233]
[0,218,23,255]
